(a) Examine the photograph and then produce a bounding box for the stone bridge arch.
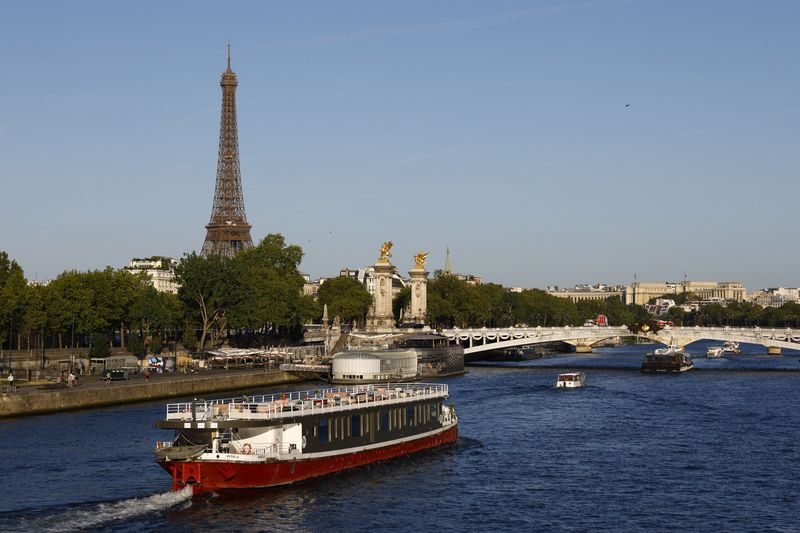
[442,326,800,357]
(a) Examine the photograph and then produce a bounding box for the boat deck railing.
[155,440,302,459]
[164,382,448,422]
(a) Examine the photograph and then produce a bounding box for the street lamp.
[7,308,13,372]
[40,322,45,370]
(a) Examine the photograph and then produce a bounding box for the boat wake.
[4,486,193,532]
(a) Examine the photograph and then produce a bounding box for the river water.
[1,344,799,532]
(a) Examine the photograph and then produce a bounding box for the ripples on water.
[1,346,799,532]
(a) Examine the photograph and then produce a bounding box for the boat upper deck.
[163,382,449,423]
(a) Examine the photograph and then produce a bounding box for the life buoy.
[242,443,252,455]
[302,435,307,449]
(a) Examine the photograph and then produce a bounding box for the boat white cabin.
[556,372,585,388]
[654,345,684,356]
[723,341,740,354]
[706,346,724,358]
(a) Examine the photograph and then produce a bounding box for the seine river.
[1,344,799,532]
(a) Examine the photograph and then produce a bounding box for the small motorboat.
[706,346,724,358]
[654,345,684,356]
[723,341,740,354]
[556,372,585,388]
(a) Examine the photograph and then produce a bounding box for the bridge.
[441,326,800,356]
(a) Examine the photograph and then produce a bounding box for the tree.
[90,333,110,358]
[127,333,147,358]
[576,297,640,326]
[175,252,244,352]
[229,234,315,342]
[393,286,411,322]
[128,285,181,351]
[317,276,373,325]
[0,252,27,352]
[182,321,199,352]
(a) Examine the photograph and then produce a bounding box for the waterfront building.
[301,273,320,297]
[644,298,676,316]
[330,349,418,383]
[547,283,626,303]
[336,267,407,298]
[201,45,254,257]
[624,281,746,305]
[748,287,800,308]
[125,257,179,294]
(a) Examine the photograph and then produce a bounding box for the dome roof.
[333,351,381,361]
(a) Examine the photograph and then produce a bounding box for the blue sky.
[0,0,798,290]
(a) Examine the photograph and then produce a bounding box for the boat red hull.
[160,425,458,494]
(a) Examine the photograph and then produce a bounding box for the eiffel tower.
[201,45,254,257]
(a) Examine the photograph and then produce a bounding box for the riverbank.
[0,369,311,419]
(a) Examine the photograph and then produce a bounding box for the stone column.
[408,267,429,325]
[366,260,395,332]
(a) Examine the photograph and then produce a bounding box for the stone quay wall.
[0,371,308,419]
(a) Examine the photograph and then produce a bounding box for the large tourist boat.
[154,382,458,494]
[641,351,694,373]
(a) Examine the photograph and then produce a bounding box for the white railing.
[442,326,800,345]
[225,442,300,457]
[165,382,448,422]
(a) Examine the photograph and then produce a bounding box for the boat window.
[351,415,361,437]
[318,419,328,444]
[380,410,389,431]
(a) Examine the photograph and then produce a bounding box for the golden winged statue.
[414,251,429,269]
[378,241,393,262]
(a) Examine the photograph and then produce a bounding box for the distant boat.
[706,346,725,358]
[555,372,585,389]
[723,341,740,354]
[654,345,684,356]
[642,352,694,373]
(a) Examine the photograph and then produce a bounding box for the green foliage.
[127,333,147,357]
[175,252,244,351]
[393,286,411,321]
[427,278,583,329]
[151,334,163,355]
[129,286,181,335]
[229,234,314,335]
[182,322,199,352]
[576,297,645,326]
[0,252,27,347]
[317,276,373,325]
[90,333,110,358]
